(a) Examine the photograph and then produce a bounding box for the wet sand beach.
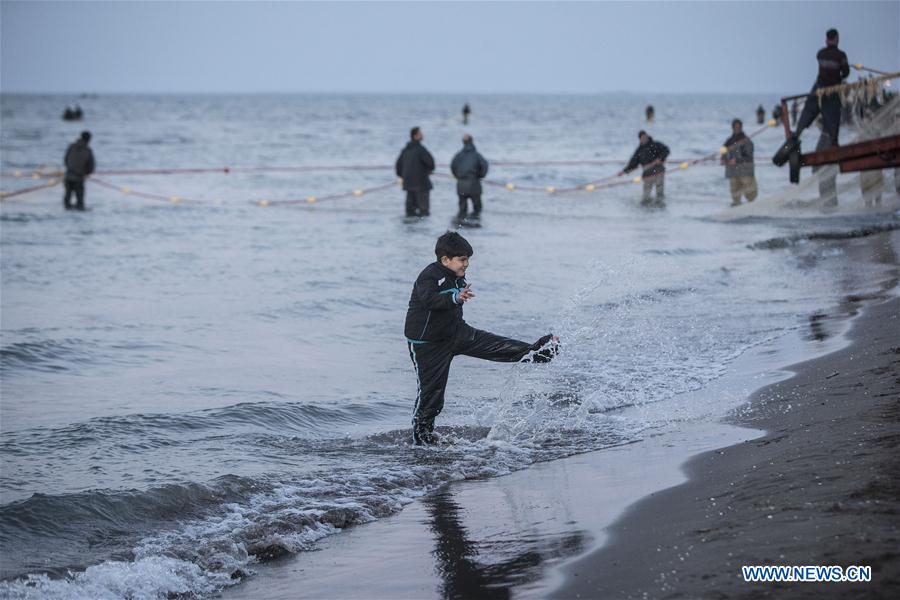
[554,294,900,599]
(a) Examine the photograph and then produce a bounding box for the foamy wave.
[0,555,233,600]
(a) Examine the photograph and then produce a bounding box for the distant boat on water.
[62,105,83,121]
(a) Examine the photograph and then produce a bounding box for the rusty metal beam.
[800,134,900,167]
[839,153,900,173]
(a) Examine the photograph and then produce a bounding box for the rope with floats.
[476,120,776,195]
[851,64,897,77]
[0,178,61,201]
[0,116,781,205]
[3,157,775,182]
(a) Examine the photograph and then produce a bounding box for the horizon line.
[1,89,795,97]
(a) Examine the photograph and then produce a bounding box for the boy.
[404,232,559,445]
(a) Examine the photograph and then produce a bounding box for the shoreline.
[553,294,900,599]
[223,423,763,600]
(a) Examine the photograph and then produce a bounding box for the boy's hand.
[457,284,475,303]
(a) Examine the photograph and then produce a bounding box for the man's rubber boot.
[773,135,800,167]
[788,149,801,184]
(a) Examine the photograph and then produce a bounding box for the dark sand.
[554,296,900,599]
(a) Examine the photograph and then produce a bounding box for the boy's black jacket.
[404,262,466,342]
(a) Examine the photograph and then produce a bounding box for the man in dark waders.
[450,134,488,220]
[396,127,436,217]
[793,28,850,146]
[63,131,95,211]
[619,130,670,208]
[462,103,471,124]
[722,119,758,206]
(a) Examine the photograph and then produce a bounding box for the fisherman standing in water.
[772,104,784,124]
[756,105,766,124]
[396,127,436,218]
[619,130,670,208]
[63,131,95,211]
[450,134,489,221]
[645,104,655,122]
[721,119,758,207]
[462,103,471,125]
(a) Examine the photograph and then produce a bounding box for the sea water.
[1,93,898,598]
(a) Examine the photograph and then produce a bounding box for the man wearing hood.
[450,134,489,220]
[721,119,757,206]
[396,127,436,218]
[63,130,95,211]
[619,130,670,207]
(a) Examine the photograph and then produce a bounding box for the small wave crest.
[749,222,900,250]
[4,399,399,446]
[0,339,99,374]
[0,476,259,580]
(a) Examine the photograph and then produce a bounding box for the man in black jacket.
[396,127,436,217]
[450,134,489,220]
[619,131,670,207]
[63,131,95,210]
[405,232,558,445]
[794,28,850,146]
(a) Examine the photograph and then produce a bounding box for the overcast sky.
[1,1,897,94]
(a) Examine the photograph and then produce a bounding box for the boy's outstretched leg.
[455,325,558,363]
[408,341,454,445]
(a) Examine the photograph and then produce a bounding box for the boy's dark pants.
[408,323,532,435]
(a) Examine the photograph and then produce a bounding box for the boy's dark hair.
[732,118,742,128]
[410,126,420,140]
[826,28,838,41]
[81,131,91,142]
[435,231,473,260]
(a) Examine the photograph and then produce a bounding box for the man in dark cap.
[63,131,95,211]
[396,127,436,218]
[619,130,670,207]
[450,134,489,220]
[793,28,850,146]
